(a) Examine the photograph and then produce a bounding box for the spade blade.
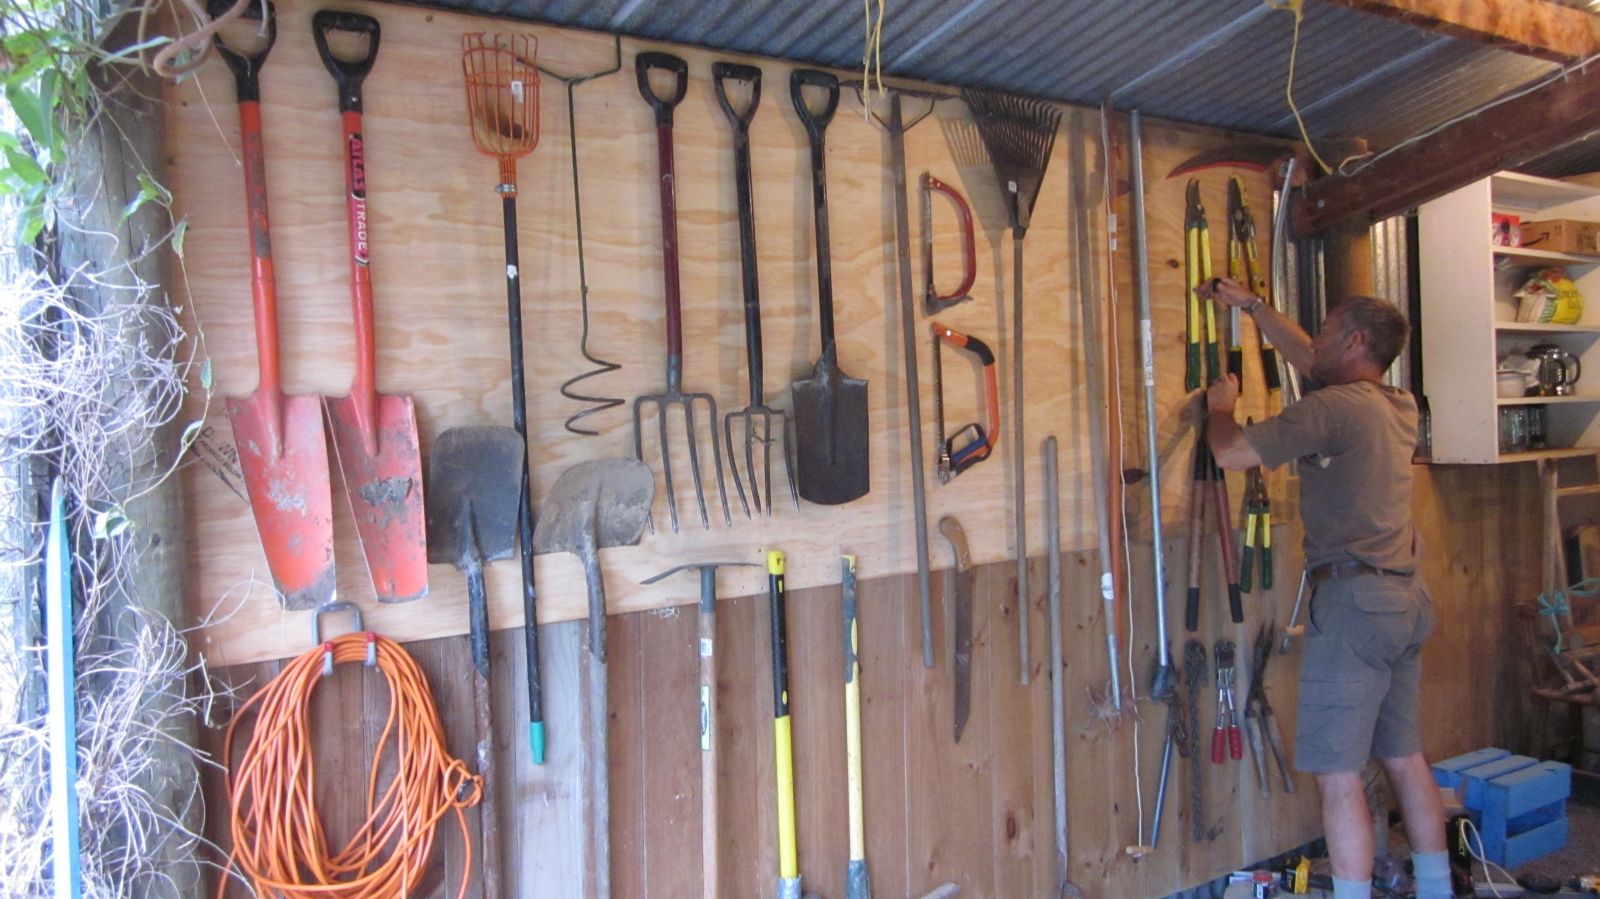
[425,425,524,570]
[791,359,869,505]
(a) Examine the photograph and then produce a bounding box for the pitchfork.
[635,51,732,532]
[714,62,798,517]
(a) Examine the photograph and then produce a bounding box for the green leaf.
[121,174,169,222]
[171,218,188,258]
[199,357,212,389]
[20,213,44,245]
[5,81,54,154]
[2,146,47,187]
[92,505,131,540]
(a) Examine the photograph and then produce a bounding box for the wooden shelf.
[1495,322,1600,335]
[1497,448,1600,463]
[1557,484,1600,499]
[1493,245,1600,267]
[1492,172,1600,210]
[1497,395,1600,406]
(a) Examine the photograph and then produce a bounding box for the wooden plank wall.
[199,457,1541,899]
[177,1,1547,897]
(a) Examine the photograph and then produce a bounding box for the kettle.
[1527,343,1583,396]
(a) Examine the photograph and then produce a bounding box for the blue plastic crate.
[1460,755,1538,809]
[1433,747,1510,789]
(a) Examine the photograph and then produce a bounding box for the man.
[1198,276,1448,899]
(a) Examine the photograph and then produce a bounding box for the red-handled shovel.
[314,10,427,603]
[215,0,337,611]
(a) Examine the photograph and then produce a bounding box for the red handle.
[239,100,281,399]
[1229,725,1243,760]
[1211,726,1225,764]
[921,174,977,307]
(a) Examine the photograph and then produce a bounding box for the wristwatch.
[1244,296,1266,314]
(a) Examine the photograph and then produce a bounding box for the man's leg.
[1379,752,1450,898]
[1316,770,1376,884]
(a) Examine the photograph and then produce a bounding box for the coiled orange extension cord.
[219,632,482,898]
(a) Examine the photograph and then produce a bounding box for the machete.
[939,515,974,743]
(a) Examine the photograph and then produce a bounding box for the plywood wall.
[168,0,1286,666]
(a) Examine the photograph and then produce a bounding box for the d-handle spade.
[641,559,761,899]
[215,0,337,611]
[424,426,524,899]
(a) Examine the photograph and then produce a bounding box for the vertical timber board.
[789,580,849,899]
[638,606,700,897]
[502,621,586,897]
[714,592,764,897]
[608,611,647,897]
[858,569,910,899]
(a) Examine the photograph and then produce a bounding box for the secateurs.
[931,321,1000,483]
[1241,459,1273,594]
[920,173,977,315]
[1211,639,1242,764]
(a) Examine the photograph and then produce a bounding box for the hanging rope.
[218,632,482,899]
[1536,577,1600,653]
[1263,0,1333,175]
[861,0,886,116]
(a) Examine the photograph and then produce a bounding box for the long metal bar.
[1130,111,1174,695]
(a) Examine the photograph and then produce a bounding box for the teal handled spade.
[424,425,523,899]
[534,459,654,899]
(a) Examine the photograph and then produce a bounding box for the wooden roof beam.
[1322,0,1599,63]
[1293,60,1600,235]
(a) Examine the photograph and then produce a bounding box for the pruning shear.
[1245,624,1296,796]
[1241,454,1272,594]
[1184,179,1216,391]
[1227,177,1282,393]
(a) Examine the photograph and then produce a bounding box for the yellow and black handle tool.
[1229,177,1279,394]
[1184,179,1209,391]
[931,322,1001,483]
[766,550,803,899]
[1240,461,1272,594]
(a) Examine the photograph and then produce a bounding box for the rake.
[963,87,1060,685]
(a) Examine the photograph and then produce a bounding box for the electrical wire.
[861,0,886,117]
[1459,816,1518,898]
[218,633,481,899]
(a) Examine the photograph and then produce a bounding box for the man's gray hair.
[1338,295,1409,371]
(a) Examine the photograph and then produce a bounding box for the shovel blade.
[534,459,655,555]
[425,426,524,569]
[227,390,337,610]
[326,393,428,603]
[791,361,870,505]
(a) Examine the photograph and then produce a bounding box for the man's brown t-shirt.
[1241,381,1418,573]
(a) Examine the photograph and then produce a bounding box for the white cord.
[1460,816,1518,898]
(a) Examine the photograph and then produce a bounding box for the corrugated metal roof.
[416,0,1600,171]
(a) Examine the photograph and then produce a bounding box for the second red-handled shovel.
[314,10,427,604]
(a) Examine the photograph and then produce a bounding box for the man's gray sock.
[1412,849,1453,899]
[1332,876,1372,899]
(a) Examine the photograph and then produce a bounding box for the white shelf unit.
[1421,172,1600,463]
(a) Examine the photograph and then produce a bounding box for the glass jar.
[1499,406,1530,454]
[1527,403,1548,450]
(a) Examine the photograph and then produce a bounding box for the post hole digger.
[932,322,1000,484]
[636,51,732,532]
[460,31,548,762]
[640,558,761,899]
[533,459,654,899]
[715,62,799,518]
[424,426,524,898]
[790,70,870,508]
[964,87,1061,685]
[215,0,337,611]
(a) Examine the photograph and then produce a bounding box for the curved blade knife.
[939,515,973,743]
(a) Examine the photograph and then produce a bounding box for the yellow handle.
[774,713,798,879]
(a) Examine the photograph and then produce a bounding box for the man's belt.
[1307,560,1413,587]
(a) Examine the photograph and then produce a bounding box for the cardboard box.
[1493,213,1521,246]
[1520,218,1600,255]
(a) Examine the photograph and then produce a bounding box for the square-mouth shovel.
[789,69,869,506]
[315,11,428,603]
[214,0,336,610]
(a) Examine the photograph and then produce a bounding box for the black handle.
[210,0,276,101]
[635,51,688,126]
[312,9,380,113]
[791,69,839,356]
[1185,585,1200,633]
[1228,346,1243,390]
[712,61,761,130]
[467,565,490,678]
[1228,584,1244,624]
[1260,345,1281,390]
[714,62,765,403]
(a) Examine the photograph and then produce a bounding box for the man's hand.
[1195,276,1258,309]
[1208,374,1240,414]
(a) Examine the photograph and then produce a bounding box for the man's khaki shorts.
[1294,572,1434,773]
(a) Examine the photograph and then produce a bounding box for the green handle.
[1240,545,1256,594]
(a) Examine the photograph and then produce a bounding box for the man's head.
[1309,296,1409,384]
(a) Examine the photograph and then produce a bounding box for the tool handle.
[1184,449,1207,633]
[1229,724,1242,760]
[1245,717,1270,798]
[635,51,688,126]
[1211,725,1225,764]
[1261,514,1273,590]
[508,212,544,762]
[222,13,283,398]
[920,174,977,313]
[467,565,490,678]
[638,52,689,371]
[713,62,766,402]
[1263,710,1296,793]
[312,10,379,113]
[1210,471,1243,624]
[699,584,718,897]
[767,551,790,716]
[791,70,839,354]
[585,542,609,664]
[1241,543,1256,594]
[211,0,276,101]
[1260,344,1282,391]
[1228,346,1243,390]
